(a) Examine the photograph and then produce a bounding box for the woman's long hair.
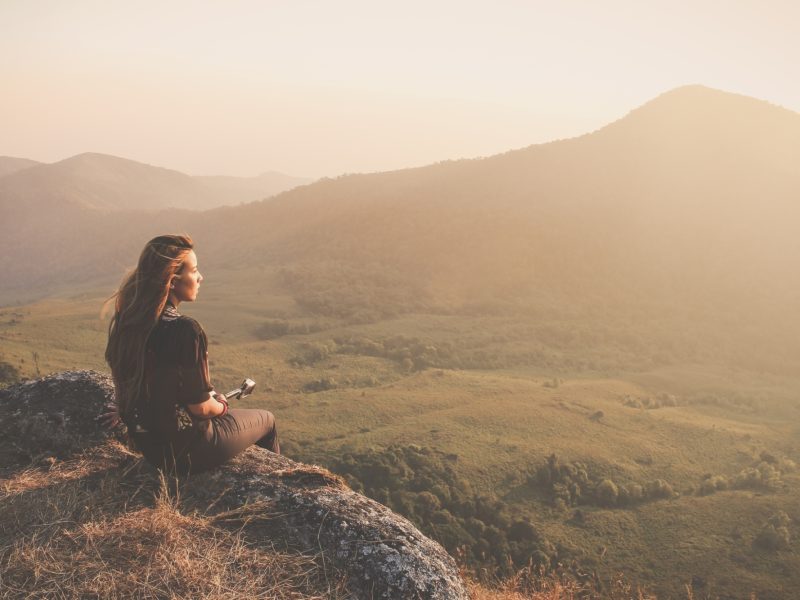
[104,234,194,426]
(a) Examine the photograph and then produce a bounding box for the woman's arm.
[185,391,228,418]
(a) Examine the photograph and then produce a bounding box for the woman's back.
[135,305,213,441]
[106,234,279,475]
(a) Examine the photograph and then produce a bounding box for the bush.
[769,511,791,528]
[307,444,561,575]
[0,360,20,384]
[531,454,673,509]
[698,475,728,496]
[415,491,441,514]
[290,341,337,366]
[254,319,291,339]
[508,520,540,543]
[627,483,644,502]
[754,513,791,551]
[732,460,785,491]
[595,479,619,507]
[646,479,675,500]
[302,377,337,392]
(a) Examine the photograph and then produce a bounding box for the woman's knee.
[261,410,276,429]
[228,408,275,431]
[207,408,280,457]
[255,411,279,454]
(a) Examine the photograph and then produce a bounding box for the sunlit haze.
[4,3,800,598]
[1,0,797,177]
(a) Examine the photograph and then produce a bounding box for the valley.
[2,284,799,598]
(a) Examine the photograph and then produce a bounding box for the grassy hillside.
[3,284,799,598]
[0,437,658,599]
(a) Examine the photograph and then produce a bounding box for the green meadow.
[2,274,800,599]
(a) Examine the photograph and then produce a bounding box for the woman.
[104,234,279,474]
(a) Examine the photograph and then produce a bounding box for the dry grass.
[465,568,727,600]
[465,563,661,600]
[0,447,642,600]
[0,442,708,600]
[0,443,348,599]
[467,580,657,600]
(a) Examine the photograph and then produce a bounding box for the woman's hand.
[96,402,123,430]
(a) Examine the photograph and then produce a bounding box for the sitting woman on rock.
[103,234,279,474]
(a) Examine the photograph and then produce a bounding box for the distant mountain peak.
[658,83,729,97]
[587,84,800,151]
[629,84,794,119]
[55,152,162,170]
[0,151,313,214]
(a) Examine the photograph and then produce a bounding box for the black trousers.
[137,408,280,475]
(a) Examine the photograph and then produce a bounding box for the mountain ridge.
[0,156,41,179]
[3,85,799,326]
[0,151,312,213]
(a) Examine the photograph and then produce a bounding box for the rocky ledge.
[0,370,468,600]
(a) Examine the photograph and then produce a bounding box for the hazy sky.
[1,0,797,178]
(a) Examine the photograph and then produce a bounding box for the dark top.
[137,303,214,443]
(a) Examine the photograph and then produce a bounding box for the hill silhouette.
[0,156,41,179]
[188,86,800,321]
[0,152,311,214]
[0,153,309,298]
[3,85,799,341]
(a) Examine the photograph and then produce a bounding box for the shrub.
[531,454,677,509]
[646,479,675,500]
[595,479,619,507]
[616,484,631,506]
[309,444,561,575]
[627,483,644,502]
[732,461,784,491]
[0,360,20,384]
[302,377,337,392]
[622,395,643,408]
[768,511,791,529]
[588,410,604,421]
[698,475,728,496]
[290,341,337,366]
[508,520,540,543]
[254,319,291,339]
[656,392,678,407]
[415,491,442,514]
[754,514,791,551]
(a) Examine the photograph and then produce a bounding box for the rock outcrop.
[0,371,468,600]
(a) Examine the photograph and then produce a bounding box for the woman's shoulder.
[171,316,208,347]
[150,314,208,363]
[152,314,206,345]
[172,314,205,334]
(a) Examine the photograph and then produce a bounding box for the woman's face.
[172,250,203,303]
